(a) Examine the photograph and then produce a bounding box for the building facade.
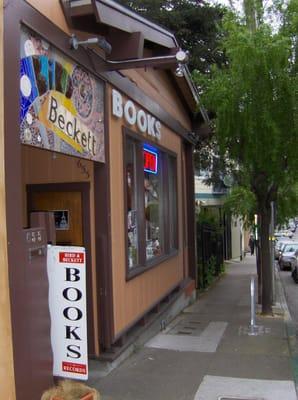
[195,174,245,261]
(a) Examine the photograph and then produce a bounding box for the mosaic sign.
[20,27,105,162]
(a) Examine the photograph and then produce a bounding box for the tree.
[223,186,256,228]
[197,2,298,314]
[117,0,227,73]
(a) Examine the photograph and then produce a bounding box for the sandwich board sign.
[47,245,88,380]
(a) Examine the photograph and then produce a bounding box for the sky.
[207,0,284,30]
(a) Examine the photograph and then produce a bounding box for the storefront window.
[126,139,139,268]
[125,132,178,276]
[144,165,163,260]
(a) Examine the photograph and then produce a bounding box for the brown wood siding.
[108,86,186,336]
[124,68,192,130]
[0,1,16,397]
[181,145,189,278]
[21,146,101,356]
[26,0,70,34]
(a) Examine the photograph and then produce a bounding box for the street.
[278,229,298,328]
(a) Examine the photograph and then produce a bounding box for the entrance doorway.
[29,190,83,246]
[27,182,95,356]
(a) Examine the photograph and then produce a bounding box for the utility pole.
[270,202,275,304]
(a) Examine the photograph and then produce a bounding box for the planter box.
[42,380,99,400]
[53,394,95,400]
[80,394,95,400]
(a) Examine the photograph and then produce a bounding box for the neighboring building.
[195,173,244,261]
[195,172,227,208]
[0,1,208,398]
[231,215,244,260]
[195,173,232,260]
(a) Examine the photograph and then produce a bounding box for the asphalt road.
[278,230,298,327]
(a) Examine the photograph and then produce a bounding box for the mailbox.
[30,211,56,244]
[23,227,53,395]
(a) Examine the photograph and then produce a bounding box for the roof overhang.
[64,0,178,48]
[60,0,211,137]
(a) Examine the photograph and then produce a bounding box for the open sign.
[143,147,158,174]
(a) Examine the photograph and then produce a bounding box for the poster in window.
[54,210,69,231]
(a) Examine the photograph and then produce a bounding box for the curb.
[275,266,298,397]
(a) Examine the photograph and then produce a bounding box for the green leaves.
[223,186,256,227]
[118,0,227,73]
[203,21,297,190]
[193,0,297,227]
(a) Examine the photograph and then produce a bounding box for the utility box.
[23,227,53,397]
[30,211,56,245]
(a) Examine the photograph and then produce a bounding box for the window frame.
[123,127,179,281]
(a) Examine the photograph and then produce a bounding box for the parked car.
[279,242,298,270]
[288,221,296,233]
[291,252,298,283]
[288,218,297,232]
[274,238,293,260]
[274,230,293,239]
[284,230,294,239]
[274,231,286,238]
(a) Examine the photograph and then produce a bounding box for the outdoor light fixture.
[70,34,189,74]
[70,34,112,54]
[175,49,189,64]
[175,64,185,77]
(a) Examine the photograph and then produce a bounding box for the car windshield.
[283,243,298,253]
[276,240,290,249]
[279,242,293,250]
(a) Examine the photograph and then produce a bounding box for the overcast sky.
[207,0,283,30]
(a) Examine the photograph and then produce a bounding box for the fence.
[196,222,224,289]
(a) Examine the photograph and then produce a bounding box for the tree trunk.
[259,206,273,314]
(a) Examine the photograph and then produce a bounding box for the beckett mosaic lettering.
[48,96,97,156]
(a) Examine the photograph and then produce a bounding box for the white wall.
[231,216,243,260]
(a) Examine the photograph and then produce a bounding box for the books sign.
[112,89,161,140]
[47,245,88,380]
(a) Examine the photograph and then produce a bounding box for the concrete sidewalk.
[88,255,297,400]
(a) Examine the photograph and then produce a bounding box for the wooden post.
[0,1,17,398]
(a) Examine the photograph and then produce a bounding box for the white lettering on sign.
[137,109,147,132]
[112,89,161,140]
[47,245,88,380]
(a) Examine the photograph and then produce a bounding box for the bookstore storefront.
[1,1,200,398]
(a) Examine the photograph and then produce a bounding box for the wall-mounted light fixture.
[174,49,189,77]
[70,34,112,54]
[70,34,189,76]
[175,64,185,78]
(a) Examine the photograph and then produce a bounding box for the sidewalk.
[88,255,297,400]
